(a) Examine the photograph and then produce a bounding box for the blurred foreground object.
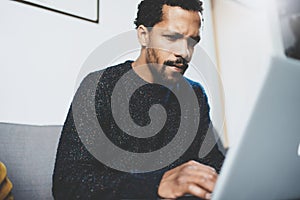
[0,162,13,200]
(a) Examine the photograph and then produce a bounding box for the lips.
[169,65,183,72]
[169,63,188,72]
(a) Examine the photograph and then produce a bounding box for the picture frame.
[13,0,99,23]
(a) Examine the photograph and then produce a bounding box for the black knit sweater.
[52,61,224,199]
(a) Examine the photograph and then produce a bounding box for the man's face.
[146,5,201,83]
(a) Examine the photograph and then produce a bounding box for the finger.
[161,170,217,194]
[177,173,217,192]
[185,166,217,180]
[194,174,217,192]
[181,164,218,182]
[185,160,217,174]
[180,168,217,184]
[172,160,217,177]
[169,163,218,192]
[184,184,212,199]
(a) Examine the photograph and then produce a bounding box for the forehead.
[153,5,201,36]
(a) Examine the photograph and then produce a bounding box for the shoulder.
[85,60,133,81]
[78,60,133,89]
[184,77,210,113]
[184,77,207,98]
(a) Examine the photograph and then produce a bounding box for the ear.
[137,25,150,47]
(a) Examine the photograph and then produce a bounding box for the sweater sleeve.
[52,107,125,199]
[52,71,127,199]
[184,80,225,173]
[195,83,225,173]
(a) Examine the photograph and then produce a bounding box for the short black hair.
[134,0,203,29]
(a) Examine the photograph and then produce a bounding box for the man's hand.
[158,160,218,199]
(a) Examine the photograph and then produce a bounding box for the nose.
[174,39,191,60]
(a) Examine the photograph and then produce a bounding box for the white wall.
[212,0,283,146]
[0,0,140,125]
[0,0,221,128]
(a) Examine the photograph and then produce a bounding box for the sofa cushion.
[0,123,62,200]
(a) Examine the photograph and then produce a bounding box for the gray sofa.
[0,122,62,200]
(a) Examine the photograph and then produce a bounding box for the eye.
[164,34,181,41]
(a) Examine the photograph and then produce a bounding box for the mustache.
[163,58,189,69]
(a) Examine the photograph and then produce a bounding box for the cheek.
[160,41,179,54]
[148,39,175,62]
[149,37,173,53]
[157,50,173,63]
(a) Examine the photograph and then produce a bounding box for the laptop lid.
[213,56,300,200]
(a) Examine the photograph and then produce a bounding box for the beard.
[145,48,189,83]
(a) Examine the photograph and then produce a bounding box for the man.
[52,0,225,199]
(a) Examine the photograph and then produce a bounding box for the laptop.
[212,56,300,200]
